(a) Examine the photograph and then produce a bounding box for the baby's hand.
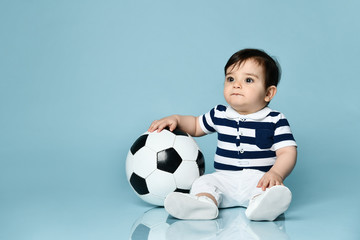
[257,170,284,191]
[148,115,179,133]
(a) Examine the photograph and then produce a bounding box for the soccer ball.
[126,129,205,206]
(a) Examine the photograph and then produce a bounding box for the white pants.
[190,169,265,208]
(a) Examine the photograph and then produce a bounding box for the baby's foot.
[164,192,218,220]
[245,185,292,221]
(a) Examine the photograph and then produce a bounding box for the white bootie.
[245,185,292,221]
[164,192,219,220]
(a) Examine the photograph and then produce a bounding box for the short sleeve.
[198,107,217,134]
[273,113,297,150]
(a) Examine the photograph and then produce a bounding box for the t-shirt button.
[240,149,244,154]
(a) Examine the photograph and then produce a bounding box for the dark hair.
[224,49,281,89]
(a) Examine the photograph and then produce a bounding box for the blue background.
[1,0,359,239]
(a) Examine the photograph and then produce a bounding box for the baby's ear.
[265,86,277,102]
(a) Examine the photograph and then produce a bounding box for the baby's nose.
[234,81,242,88]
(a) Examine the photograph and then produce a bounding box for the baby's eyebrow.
[225,72,260,79]
[245,73,260,79]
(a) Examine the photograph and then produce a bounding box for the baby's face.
[223,59,270,115]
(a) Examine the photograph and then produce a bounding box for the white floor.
[2,182,359,240]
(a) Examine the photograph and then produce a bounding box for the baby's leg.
[245,185,292,221]
[195,192,218,206]
[164,192,218,220]
[164,174,222,220]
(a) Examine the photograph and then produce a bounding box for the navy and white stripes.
[199,105,297,172]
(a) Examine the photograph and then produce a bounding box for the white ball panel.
[173,161,200,189]
[173,135,199,160]
[139,194,164,206]
[125,151,135,181]
[145,130,176,152]
[133,146,157,178]
[147,170,176,198]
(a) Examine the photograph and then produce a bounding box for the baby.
[148,49,297,221]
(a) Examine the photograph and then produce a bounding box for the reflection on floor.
[129,207,289,240]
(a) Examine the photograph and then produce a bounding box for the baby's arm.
[148,115,206,137]
[257,146,297,191]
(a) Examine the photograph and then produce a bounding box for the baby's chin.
[227,104,248,114]
[227,103,265,115]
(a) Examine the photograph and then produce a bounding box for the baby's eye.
[227,77,235,82]
[245,77,254,83]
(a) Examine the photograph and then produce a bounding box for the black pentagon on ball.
[174,188,190,194]
[130,173,149,195]
[162,127,188,136]
[131,223,150,240]
[171,128,188,136]
[130,134,148,155]
[196,150,205,176]
[157,148,182,173]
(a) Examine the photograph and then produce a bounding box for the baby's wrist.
[269,169,284,180]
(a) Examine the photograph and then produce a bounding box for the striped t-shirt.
[199,105,297,172]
